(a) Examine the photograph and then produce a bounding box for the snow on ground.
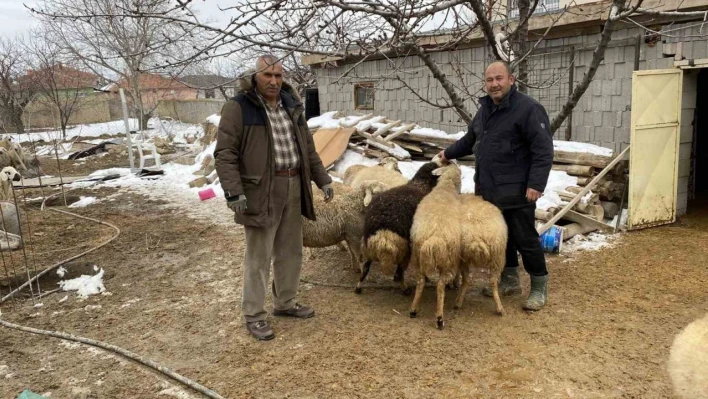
[3,117,204,148]
[68,196,99,208]
[59,267,106,299]
[562,232,620,252]
[554,140,614,157]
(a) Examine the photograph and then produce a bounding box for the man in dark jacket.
[214,55,333,340]
[439,61,554,311]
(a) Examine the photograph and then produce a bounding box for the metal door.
[628,69,683,230]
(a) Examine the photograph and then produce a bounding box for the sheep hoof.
[354,286,362,295]
[437,317,444,330]
[409,311,417,318]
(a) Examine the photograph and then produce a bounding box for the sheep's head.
[1,166,21,182]
[410,162,443,191]
[378,157,401,173]
[431,152,451,167]
[432,162,462,193]
[360,180,390,207]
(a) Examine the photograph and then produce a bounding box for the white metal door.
[628,69,683,230]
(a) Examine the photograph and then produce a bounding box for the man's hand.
[227,195,247,213]
[434,150,449,165]
[526,188,542,203]
[322,184,334,203]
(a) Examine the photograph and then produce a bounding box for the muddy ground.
[0,152,707,399]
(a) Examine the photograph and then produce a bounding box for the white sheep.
[303,180,389,272]
[408,162,463,329]
[456,193,507,317]
[668,312,708,398]
[343,157,407,189]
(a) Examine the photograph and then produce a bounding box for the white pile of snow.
[59,267,106,299]
[554,140,614,157]
[68,196,99,208]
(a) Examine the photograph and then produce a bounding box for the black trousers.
[502,204,548,277]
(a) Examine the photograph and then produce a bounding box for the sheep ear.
[432,167,446,176]
[364,188,373,207]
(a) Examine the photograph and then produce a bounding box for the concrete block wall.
[314,24,708,156]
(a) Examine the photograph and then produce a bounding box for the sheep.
[302,180,390,272]
[668,312,708,399]
[455,193,507,317]
[408,169,507,329]
[357,161,443,295]
[408,162,463,329]
[343,156,407,190]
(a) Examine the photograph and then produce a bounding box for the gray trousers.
[242,175,303,322]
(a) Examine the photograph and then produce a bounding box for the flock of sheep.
[301,156,707,397]
[303,156,507,330]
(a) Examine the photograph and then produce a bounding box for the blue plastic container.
[539,225,563,253]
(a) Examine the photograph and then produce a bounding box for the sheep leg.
[355,260,372,294]
[397,252,413,296]
[393,264,404,282]
[337,241,348,252]
[436,278,446,330]
[345,238,362,273]
[489,274,505,316]
[454,267,471,310]
[409,275,426,318]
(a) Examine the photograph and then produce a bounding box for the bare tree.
[0,37,36,134]
[22,30,96,139]
[29,0,708,135]
[30,0,203,130]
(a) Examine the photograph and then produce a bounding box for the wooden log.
[575,176,592,186]
[601,201,619,219]
[355,129,394,148]
[339,113,374,128]
[535,208,557,222]
[395,132,458,147]
[538,146,631,235]
[552,164,596,176]
[347,143,389,159]
[561,223,599,241]
[553,150,614,168]
[564,186,600,204]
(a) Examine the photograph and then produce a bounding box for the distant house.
[179,74,237,99]
[103,73,197,110]
[22,63,102,97]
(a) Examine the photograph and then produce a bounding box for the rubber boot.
[482,267,522,297]
[523,274,549,311]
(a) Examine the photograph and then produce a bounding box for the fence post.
[119,88,135,170]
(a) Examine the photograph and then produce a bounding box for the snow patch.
[59,268,106,299]
[554,140,614,157]
[68,196,99,208]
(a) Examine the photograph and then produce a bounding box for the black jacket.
[444,85,554,209]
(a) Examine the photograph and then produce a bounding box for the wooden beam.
[538,145,630,235]
[562,210,614,232]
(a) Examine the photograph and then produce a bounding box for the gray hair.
[255,54,281,71]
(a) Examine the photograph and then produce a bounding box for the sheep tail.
[366,230,407,275]
[419,236,456,281]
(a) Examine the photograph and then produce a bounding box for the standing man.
[214,55,334,340]
[439,61,554,311]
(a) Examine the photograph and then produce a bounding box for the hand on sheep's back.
[526,188,542,203]
[322,184,334,203]
[227,195,248,213]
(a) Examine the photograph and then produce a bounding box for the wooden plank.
[553,150,614,168]
[562,210,614,232]
[313,127,356,168]
[371,120,401,137]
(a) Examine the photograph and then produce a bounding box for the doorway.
[688,69,708,213]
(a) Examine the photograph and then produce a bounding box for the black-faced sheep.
[357,161,443,295]
[668,312,708,398]
[408,163,463,329]
[303,180,389,272]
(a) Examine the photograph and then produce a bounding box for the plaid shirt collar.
[256,90,283,111]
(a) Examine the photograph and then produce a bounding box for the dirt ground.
[1,152,707,399]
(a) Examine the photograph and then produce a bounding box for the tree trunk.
[516,0,531,94]
[140,112,151,131]
[9,107,25,134]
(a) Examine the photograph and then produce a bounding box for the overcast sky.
[0,0,234,38]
